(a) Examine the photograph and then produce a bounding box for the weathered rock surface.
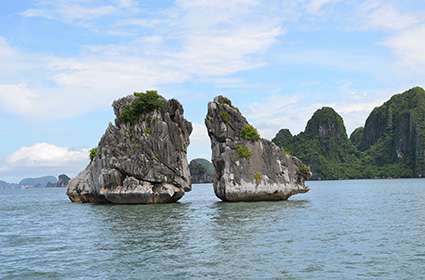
[189,158,214,184]
[205,96,310,202]
[67,92,192,204]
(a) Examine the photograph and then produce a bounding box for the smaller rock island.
[67,91,192,204]
[189,158,214,184]
[205,96,310,202]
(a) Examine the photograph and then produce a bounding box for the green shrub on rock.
[89,148,98,161]
[236,144,252,159]
[241,124,260,141]
[254,172,262,185]
[120,90,166,124]
[144,127,152,136]
[220,111,230,123]
[298,163,310,177]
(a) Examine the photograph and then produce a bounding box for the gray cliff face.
[205,96,310,202]
[67,94,192,204]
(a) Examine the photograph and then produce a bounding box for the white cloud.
[117,0,137,9]
[0,143,89,179]
[384,26,425,67]
[0,1,285,119]
[0,37,16,58]
[359,1,422,31]
[353,1,425,75]
[20,1,123,25]
[306,0,341,15]
[0,84,40,115]
[244,95,315,138]
[243,86,399,140]
[188,123,211,161]
[5,143,88,168]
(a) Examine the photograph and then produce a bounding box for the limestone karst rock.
[357,87,425,177]
[56,174,71,188]
[273,87,425,179]
[67,91,192,204]
[46,174,71,188]
[273,107,358,180]
[205,96,310,202]
[189,158,214,184]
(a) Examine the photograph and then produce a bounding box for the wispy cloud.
[356,1,425,73]
[0,143,89,179]
[20,0,138,27]
[384,26,425,68]
[306,0,341,15]
[359,1,423,31]
[0,0,285,119]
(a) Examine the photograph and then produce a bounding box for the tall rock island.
[205,96,310,202]
[67,91,192,204]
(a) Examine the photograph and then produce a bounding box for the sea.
[1,179,425,279]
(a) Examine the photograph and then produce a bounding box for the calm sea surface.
[1,179,425,279]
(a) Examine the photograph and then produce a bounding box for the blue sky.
[0,0,424,182]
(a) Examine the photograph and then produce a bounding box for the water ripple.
[1,180,425,279]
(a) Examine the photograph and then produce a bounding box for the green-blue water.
[1,179,425,279]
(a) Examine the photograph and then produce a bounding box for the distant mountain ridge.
[1,175,70,189]
[273,87,425,180]
[19,176,57,188]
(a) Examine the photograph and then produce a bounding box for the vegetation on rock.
[120,90,166,124]
[236,144,252,159]
[273,129,293,148]
[272,87,425,179]
[349,127,364,149]
[89,148,98,161]
[220,111,230,123]
[298,164,311,177]
[240,124,261,141]
[144,127,152,136]
[254,172,262,185]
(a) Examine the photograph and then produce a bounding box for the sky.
[0,0,424,182]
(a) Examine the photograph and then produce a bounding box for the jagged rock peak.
[305,107,347,139]
[67,90,192,204]
[272,129,293,148]
[205,95,310,202]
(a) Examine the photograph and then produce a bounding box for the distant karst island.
[272,87,425,180]
[0,174,70,189]
[189,158,214,184]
